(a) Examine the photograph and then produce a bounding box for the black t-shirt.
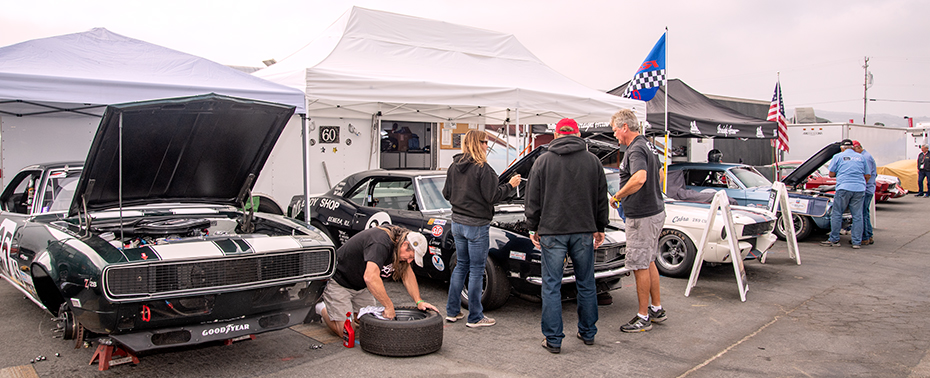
[618,135,665,218]
[332,227,395,291]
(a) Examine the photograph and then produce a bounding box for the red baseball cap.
[555,118,579,135]
[852,140,862,148]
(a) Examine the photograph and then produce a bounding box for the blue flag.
[622,33,667,102]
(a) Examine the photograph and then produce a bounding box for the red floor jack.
[89,339,139,371]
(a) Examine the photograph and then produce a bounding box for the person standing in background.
[821,139,869,249]
[852,141,876,245]
[525,118,607,353]
[442,130,521,328]
[609,109,667,333]
[917,145,930,197]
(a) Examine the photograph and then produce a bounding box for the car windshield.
[416,176,451,211]
[730,167,771,188]
[44,172,81,214]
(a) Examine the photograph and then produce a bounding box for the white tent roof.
[0,28,306,115]
[255,7,644,123]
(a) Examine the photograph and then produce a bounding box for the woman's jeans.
[446,222,490,323]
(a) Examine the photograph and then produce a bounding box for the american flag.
[767,81,789,152]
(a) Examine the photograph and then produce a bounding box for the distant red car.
[771,161,906,202]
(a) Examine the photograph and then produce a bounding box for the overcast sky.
[3,0,928,125]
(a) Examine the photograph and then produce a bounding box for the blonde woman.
[442,130,520,327]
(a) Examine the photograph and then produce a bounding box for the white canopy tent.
[0,28,307,195]
[255,7,645,210]
[255,6,644,124]
[0,28,306,115]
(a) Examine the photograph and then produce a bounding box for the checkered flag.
[621,33,666,102]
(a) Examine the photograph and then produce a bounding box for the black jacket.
[442,154,515,225]
[525,136,609,235]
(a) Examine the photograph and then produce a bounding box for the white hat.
[406,232,428,267]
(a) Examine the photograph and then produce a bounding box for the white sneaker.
[466,317,496,328]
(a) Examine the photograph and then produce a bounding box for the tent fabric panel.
[608,79,776,139]
[255,6,644,123]
[0,28,306,113]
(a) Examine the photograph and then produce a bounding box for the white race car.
[606,169,778,277]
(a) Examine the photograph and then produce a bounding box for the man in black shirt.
[610,109,667,333]
[319,225,438,336]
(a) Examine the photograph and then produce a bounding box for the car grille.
[104,249,333,300]
[565,245,625,271]
[742,221,775,237]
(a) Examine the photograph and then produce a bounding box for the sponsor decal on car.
[319,198,340,211]
[431,255,445,271]
[431,225,443,237]
[427,219,446,225]
[428,246,441,256]
[202,322,250,337]
[509,251,526,261]
[327,216,351,227]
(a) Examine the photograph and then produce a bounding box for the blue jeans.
[540,233,598,346]
[861,191,873,241]
[919,171,930,195]
[446,223,490,323]
[829,189,864,245]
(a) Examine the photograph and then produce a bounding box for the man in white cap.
[319,224,438,336]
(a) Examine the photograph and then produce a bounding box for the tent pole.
[301,114,311,223]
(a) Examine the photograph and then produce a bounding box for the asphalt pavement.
[1,194,929,377]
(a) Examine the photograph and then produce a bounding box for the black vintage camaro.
[289,145,629,310]
[0,94,336,353]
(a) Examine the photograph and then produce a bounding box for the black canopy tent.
[606,79,777,139]
[529,79,779,165]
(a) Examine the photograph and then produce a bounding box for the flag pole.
[663,27,669,193]
[773,72,779,180]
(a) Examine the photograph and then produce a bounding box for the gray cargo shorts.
[624,210,666,270]
[322,280,377,322]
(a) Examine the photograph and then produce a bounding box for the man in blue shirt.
[821,139,871,249]
[852,141,876,245]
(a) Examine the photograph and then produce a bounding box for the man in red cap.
[525,117,608,353]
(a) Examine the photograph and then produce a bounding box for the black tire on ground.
[357,307,443,357]
[773,212,813,241]
[655,229,697,278]
[449,254,510,311]
[310,220,341,248]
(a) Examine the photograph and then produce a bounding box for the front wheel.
[773,213,813,241]
[450,255,510,311]
[655,229,697,278]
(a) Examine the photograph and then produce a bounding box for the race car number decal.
[365,212,393,229]
[0,219,18,279]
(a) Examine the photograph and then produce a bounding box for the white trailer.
[784,123,909,166]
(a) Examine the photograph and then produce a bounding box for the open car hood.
[781,142,841,188]
[69,94,295,216]
[498,137,622,201]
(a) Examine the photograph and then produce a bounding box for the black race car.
[289,145,629,310]
[0,94,336,353]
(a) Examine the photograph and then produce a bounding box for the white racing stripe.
[150,242,224,260]
[243,236,302,253]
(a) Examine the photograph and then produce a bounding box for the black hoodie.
[442,153,515,225]
[525,136,608,235]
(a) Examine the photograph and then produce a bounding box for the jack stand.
[89,340,139,371]
[224,334,255,346]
